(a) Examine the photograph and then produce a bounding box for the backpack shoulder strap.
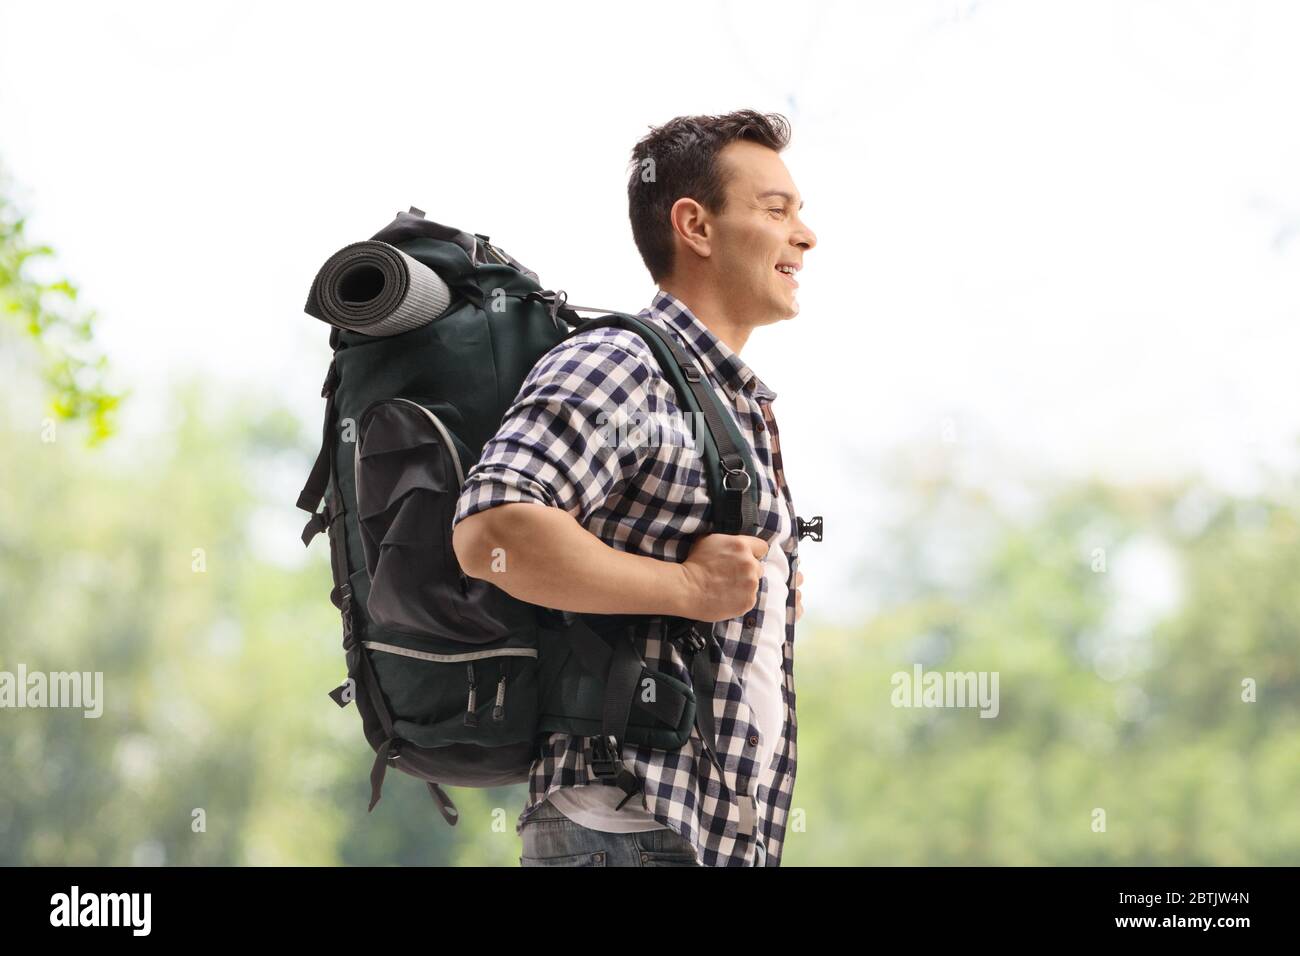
[555,308,760,791]
[559,312,760,538]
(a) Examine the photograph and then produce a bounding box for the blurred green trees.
[790,468,1300,865]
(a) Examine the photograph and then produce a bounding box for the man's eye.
[768,208,786,216]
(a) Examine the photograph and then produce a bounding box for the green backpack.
[296,207,763,824]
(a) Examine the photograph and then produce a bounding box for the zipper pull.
[464,663,479,728]
[492,667,507,722]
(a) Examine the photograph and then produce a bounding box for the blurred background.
[1,0,1297,865]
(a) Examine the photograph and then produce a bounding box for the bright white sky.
[2,0,1297,620]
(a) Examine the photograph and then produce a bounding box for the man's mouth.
[776,263,800,289]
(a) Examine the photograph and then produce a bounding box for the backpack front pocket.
[363,638,540,751]
[355,397,531,643]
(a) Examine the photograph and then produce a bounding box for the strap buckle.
[722,465,751,493]
[589,734,622,779]
[796,515,824,542]
[589,735,643,810]
[668,620,709,654]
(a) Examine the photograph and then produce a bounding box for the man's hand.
[455,505,786,625]
[795,570,804,622]
[677,533,769,622]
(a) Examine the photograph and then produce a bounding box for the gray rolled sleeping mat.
[304,239,453,336]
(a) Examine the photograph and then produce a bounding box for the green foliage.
[0,167,124,444]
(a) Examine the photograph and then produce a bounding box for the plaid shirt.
[452,289,800,867]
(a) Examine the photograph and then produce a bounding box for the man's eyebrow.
[757,190,804,210]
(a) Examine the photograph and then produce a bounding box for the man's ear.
[669,197,711,263]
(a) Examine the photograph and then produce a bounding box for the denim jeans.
[519,798,702,867]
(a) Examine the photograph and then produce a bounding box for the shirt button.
[755,420,766,432]
[745,380,756,392]
[744,615,756,628]
[748,733,760,747]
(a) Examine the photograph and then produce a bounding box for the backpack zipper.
[464,662,478,728]
[480,241,509,266]
[361,642,537,664]
[493,658,509,722]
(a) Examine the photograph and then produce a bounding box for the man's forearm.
[452,502,690,617]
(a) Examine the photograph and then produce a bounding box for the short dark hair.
[627,110,792,283]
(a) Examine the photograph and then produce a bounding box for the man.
[451,109,816,867]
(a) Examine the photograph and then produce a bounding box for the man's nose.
[793,224,816,251]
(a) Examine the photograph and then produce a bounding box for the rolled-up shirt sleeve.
[453,329,663,528]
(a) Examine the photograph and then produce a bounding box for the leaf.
[0,163,125,444]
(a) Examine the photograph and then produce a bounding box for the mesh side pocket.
[355,398,531,643]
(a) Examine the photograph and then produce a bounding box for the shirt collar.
[639,289,777,403]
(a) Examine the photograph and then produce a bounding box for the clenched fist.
[677,533,769,622]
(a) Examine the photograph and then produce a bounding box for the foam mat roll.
[304,240,453,336]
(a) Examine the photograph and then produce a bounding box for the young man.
[450,110,816,867]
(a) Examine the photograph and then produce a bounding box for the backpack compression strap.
[297,328,341,545]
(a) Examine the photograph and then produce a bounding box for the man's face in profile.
[708,139,817,327]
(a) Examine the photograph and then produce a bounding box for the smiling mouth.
[776,265,799,289]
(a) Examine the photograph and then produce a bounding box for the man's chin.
[748,290,799,324]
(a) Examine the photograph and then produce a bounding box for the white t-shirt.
[547,778,667,832]
[748,504,792,788]
[549,506,793,833]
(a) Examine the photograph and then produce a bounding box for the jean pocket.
[634,828,700,866]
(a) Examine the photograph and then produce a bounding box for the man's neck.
[658,279,752,355]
